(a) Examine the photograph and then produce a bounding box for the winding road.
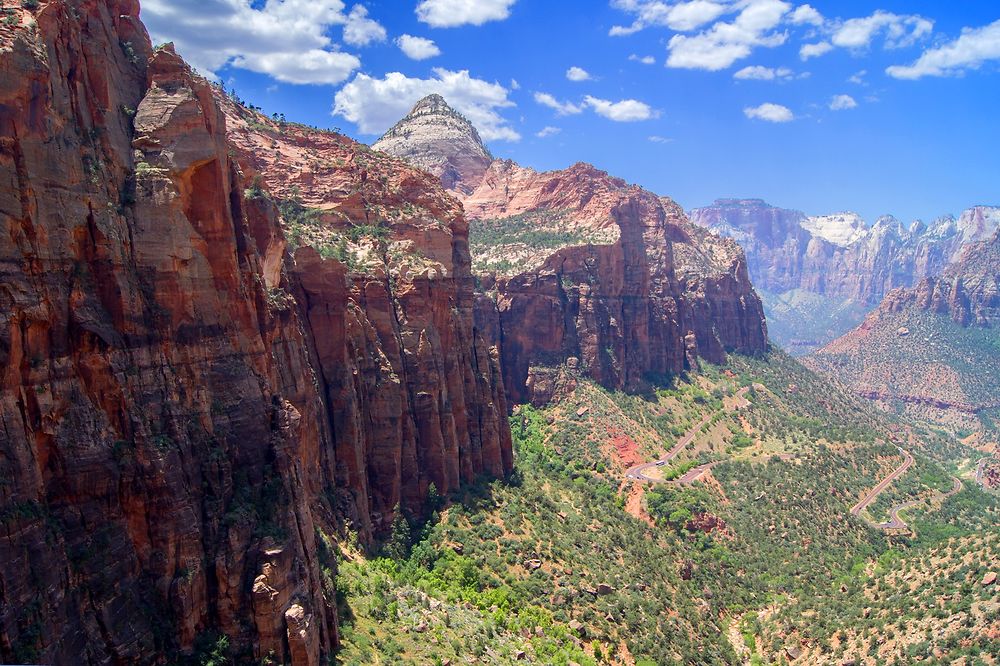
[872,475,963,530]
[851,445,966,531]
[625,387,750,484]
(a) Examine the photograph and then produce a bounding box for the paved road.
[850,447,915,517]
[625,387,750,484]
[976,457,992,489]
[873,475,963,531]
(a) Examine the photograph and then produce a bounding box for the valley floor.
[332,351,1000,666]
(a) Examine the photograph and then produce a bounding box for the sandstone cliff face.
[467,161,769,405]
[375,101,769,405]
[0,3,510,663]
[372,94,493,197]
[806,232,1000,428]
[690,199,1000,354]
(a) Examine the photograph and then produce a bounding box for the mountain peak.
[409,93,451,115]
[373,95,493,195]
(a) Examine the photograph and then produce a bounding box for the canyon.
[0,2,510,663]
[690,198,1000,354]
[377,99,769,405]
[0,1,769,663]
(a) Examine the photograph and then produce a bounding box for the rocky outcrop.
[468,161,768,404]
[690,199,1000,353]
[373,94,493,196]
[0,3,510,664]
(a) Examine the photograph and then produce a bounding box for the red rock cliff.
[0,2,511,663]
[466,161,768,404]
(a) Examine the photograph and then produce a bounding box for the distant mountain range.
[806,230,1000,432]
[690,199,1000,354]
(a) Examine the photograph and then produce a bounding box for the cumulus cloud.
[534,92,583,116]
[800,41,833,60]
[140,0,380,85]
[334,68,519,141]
[829,94,858,110]
[583,95,658,121]
[536,126,561,138]
[666,0,792,71]
[744,102,794,122]
[610,0,729,35]
[789,4,823,27]
[342,4,386,46]
[416,0,517,28]
[629,54,657,64]
[566,66,593,81]
[396,34,441,60]
[887,18,1000,80]
[831,11,933,50]
[848,69,867,84]
[733,65,795,80]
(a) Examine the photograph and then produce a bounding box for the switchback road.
[873,475,963,531]
[625,387,750,484]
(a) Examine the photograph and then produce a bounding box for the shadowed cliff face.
[0,2,510,663]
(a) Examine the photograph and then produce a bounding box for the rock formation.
[0,3,510,663]
[375,101,769,405]
[806,231,1000,428]
[690,199,1000,354]
[372,94,493,197]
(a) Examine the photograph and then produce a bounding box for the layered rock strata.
[0,3,510,663]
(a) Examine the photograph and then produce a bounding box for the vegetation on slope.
[330,350,998,666]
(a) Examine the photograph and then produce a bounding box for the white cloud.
[236,50,361,85]
[733,65,794,80]
[666,0,792,71]
[610,0,729,35]
[831,11,933,50]
[139,0,376,85]
[396,34,441,60]
[416,0,517,28]
[744,102,794,122]
[829,94,858,110]
[536,126,561,138]
[583,95,658,121]
[789,4,823,27]
[800,41,833,60]
[629,54,657,64]
[887,19,1000,80]
[534,92,583,116]
[343,4,386,46]
[848,69,867,84]
[334,68,519,141]
[566,66,592,81]
[648,135,674,143]
[511,79,521,90]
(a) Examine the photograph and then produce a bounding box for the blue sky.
[140,0,1000,222]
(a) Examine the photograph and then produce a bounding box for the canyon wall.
[690,198,1000,354]
[375,101,769,406]
[0,2,510,663]
[467,162,768,404]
